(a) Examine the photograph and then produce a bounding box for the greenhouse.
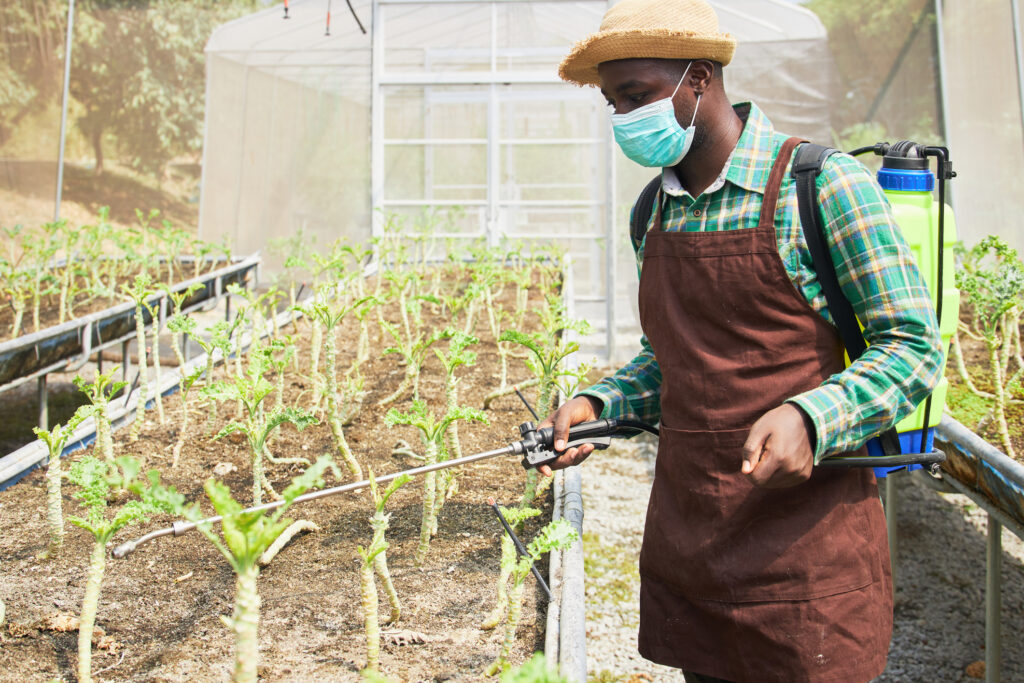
[3,0,1024,681]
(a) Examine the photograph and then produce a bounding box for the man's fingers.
[742,423,769,475]
[553,406,575,452]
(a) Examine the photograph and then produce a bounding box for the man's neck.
[673,102,744,197]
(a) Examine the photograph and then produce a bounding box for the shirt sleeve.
[577,333,663,425]
[785,153,944,462]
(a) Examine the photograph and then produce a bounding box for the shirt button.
[693,209,702,217]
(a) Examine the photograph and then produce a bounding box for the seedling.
[73,369,128,464]
[184,456,334,683]
[65,456,183,683]
[120,273,159,442]
[384,399,487,564]
[295,295,373,477]
[203,349,319,505]
[357,469,411,672]
[377,321,452,407]
[485,516,577,676]
[33,409,86,559]
[435,330,478,502]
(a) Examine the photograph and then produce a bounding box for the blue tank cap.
[877,167,935,192]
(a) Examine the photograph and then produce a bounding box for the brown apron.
[636,137,893,682]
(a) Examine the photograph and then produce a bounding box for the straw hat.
[558,0,737,87]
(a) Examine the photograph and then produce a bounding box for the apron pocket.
[640,425,881,603]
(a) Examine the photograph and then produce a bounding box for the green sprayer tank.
[864,141,959,474]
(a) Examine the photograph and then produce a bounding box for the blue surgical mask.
[610,63,701,168]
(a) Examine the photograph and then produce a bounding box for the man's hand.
[535,395,604,477]
[741,404,815,488]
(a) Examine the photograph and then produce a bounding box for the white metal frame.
[370,0,617,358]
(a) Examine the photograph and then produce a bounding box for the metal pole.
[986,514,1002,683]
[37,376,48,432]
[885,473,898,584]
[1010,0,1024,162]
[54,0,76,221]
[932,0,957,210]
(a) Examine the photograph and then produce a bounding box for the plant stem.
[130,302,148,442]
[324,324,362,477]
[231,563,261,683]
[990,343,1017,458]
[172,393,189,468]
[359,553,381,671]
[44,452,64,557]
[77,540,107,683]
[151,324,165,425]
[480,534,514,630]
[373,550,400,624]
[415,441,439,565]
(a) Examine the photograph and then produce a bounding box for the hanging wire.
[345,0,367,34]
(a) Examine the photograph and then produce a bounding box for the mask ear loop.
[670,61,700,127]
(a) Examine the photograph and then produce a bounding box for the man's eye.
[629,93,647,104]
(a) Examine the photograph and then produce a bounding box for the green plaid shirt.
[579,102,943,461]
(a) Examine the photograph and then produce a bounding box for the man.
[538,0,944,681]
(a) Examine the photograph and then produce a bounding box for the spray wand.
[112,417,654,559]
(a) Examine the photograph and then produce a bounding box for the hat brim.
[558,28,737,87]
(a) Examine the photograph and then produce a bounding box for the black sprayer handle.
[513,419,659,470]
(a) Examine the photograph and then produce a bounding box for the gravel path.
[579,435,1024,682]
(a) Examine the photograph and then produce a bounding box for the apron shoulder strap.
[757,136,803,229]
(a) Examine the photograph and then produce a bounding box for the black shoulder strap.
[629,175,662,252]
[793,142,902,456]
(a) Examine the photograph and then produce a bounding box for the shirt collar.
[661,102,778,198]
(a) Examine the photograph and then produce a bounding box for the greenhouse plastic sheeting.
[199,0,833,361]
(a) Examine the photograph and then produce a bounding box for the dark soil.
[0,276,556,681]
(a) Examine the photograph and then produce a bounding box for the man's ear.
[687,59,716,96]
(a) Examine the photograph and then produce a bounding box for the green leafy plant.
[33,409,87,559]
[185,456,334,683]
[485,517,578,676]
[73,369,127,464]
[296,294,373,477]
[500,653,568,683]
[434,331,478,503]
[203,347,318,505]
[377,321,452,407]
[384,399,487,564]
[357,470,411,672]
[120,273,159,442]
[955,236,1024,456]
[66,455,184,683]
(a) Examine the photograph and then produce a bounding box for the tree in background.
[69,0,261,177]
[806,0,943,149]
[0,1,65,146]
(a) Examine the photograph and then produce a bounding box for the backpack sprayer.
[112,417,656,559]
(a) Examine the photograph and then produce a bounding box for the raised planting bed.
[0,253,584,681]
[0,255,259,391]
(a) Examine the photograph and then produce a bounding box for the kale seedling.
[357,470,411,672]
[66,455,183,683]
[185,456,334,683]
[384,399,487,565]
[485,517,578,676]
